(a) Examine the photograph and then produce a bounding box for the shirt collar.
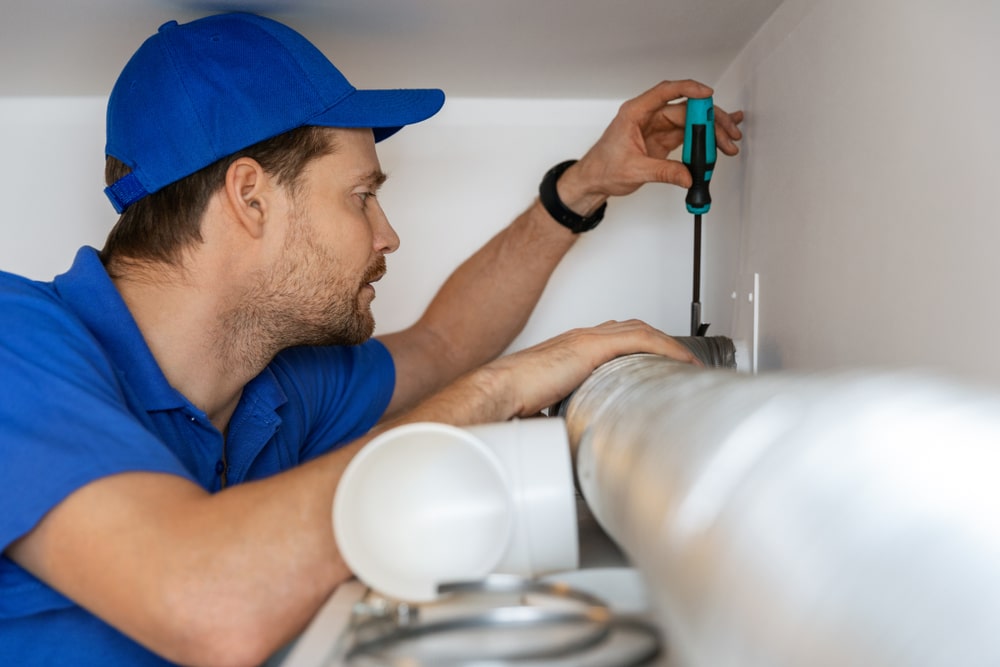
[52,247,288,419]
[53,247,188,411]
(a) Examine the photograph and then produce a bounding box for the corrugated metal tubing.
[561,351,1000,667]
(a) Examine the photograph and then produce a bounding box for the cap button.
[158,20,179,32]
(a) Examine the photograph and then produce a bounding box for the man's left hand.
[555,79,744,213]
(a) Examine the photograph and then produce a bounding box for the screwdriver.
[683,96,716,337]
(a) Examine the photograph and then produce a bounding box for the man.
[0,12,742,667]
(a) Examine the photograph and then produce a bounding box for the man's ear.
[224,157,270,239]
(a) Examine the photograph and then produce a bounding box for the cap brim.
[310,87,445,142]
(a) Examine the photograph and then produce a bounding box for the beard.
[220,215,384,372]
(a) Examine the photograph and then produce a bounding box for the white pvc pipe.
[563,354,1000,667]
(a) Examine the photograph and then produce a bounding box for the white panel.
[713,0,1000,382]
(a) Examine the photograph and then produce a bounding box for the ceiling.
[1,0,784,99]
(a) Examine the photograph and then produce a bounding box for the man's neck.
[110,259,272,433]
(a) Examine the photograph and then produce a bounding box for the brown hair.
[100,126,337,272]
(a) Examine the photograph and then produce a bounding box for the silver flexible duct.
[672,336,737,369]
[560,354,1000,667]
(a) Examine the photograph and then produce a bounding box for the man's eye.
[358,191,376,205]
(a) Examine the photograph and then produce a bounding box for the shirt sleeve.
[0,278,194,553]
[268,339,396,462]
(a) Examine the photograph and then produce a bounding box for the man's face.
[243,128,399,350]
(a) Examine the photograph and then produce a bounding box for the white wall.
[0,97,699,352]
[711,0,1000,383]
[0,98,110,280]
[12,0,994,383]
[372,98,698,351]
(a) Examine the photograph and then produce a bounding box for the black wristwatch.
[538,160,606,233]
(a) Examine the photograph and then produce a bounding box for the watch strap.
[538,160,606,233]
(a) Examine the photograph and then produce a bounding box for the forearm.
[426,161,609,357]
[165,365,544,657]
[91,373,524,656]
[7,369,523,666]
[387,317,700,427]
[10,320,697,667]
[6,439,367,667]
[421,202,573,361]
[380,166,610,414]
[164,449,364,662]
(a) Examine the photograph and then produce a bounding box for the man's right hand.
[484,319,697,418]
[392,320,697,426]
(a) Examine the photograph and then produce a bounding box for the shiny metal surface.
[563,354,1000,667]
[673,336,736,370]
[343,574,661,666]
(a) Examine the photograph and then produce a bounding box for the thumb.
[642,157,692,189]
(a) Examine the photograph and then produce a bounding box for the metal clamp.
[344,574,662,666]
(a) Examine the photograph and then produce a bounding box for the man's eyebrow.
[361,170,388,188]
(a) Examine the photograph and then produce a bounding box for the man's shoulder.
[271,339,394,377]
[263,340,396,459]
[0,268,93,346]
[0,266,55,300]
[0,265,121,403]
[267,340,395,416]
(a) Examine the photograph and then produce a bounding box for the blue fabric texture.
[0,246,395,665]
[105,13,445,212]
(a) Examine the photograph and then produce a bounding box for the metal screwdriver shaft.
[692,213,703,336]
[682,97,716,337]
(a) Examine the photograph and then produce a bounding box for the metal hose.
[561,354,1000,667]
[673,336,737,370]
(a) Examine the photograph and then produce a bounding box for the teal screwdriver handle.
[682,97,716,215]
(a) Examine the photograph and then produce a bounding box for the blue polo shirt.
[0,247,396,665]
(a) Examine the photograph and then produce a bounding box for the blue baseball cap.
[104,13,445,213]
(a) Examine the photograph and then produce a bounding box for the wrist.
[554,161,608,217]
[466,363,521,421]
[404,364,517,426]
[538,160,607,233]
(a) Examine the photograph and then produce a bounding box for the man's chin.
[288,315,374,349]
[333,314,375,347]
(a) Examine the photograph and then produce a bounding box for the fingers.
[566,319,698,367]
[715,108,744,156]
[634,84,744,161]
[655,105,743,159]
[572,81,744,202]
[621,79,714,123]
[492,320,698,418]
[603,319,698,365]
